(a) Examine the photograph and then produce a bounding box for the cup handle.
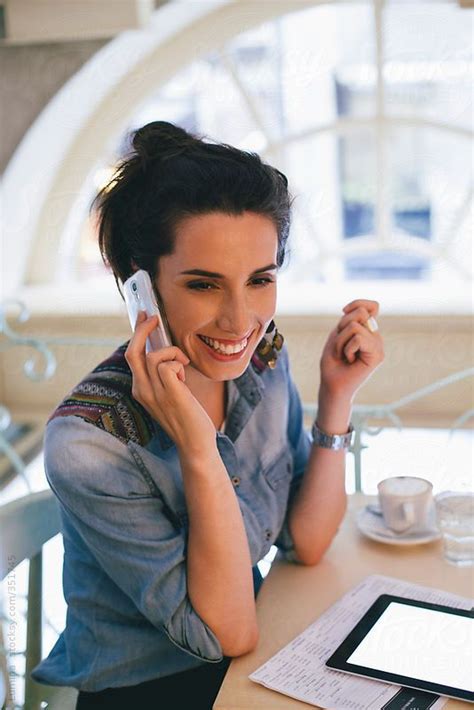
[402,501,416,528]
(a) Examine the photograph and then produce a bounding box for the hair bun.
[132,121,197,164]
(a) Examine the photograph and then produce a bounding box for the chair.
[0,631,8,709]
[0,489,78,710]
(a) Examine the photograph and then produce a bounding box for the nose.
[217,293,253,338]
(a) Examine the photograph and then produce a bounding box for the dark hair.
[90,120,294,301]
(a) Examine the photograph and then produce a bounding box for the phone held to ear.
[123,270,172,353]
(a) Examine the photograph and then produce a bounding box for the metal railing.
[0,300,124,490]
[305,367,474,493]
[1,298,473,494]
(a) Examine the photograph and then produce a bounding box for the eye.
[252,278,275,287]
[186,278,275,291]
[186,281,215,291]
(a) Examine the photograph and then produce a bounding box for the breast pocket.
[261,447,293,491]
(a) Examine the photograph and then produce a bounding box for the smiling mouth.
[198,331,253,345]
[197,332,253,357]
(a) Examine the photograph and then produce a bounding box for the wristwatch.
[311,420,355,450]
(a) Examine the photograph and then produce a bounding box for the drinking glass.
[435,491,474,566]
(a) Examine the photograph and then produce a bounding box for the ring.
[364,316,379,333]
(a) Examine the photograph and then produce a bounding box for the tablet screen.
[346,601,473,693]
[326,595,474,702]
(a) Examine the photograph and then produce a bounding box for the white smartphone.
[123,270,173,353]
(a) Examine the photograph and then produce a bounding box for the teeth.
[200,335,248,355]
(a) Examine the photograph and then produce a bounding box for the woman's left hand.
[319,299,385,399]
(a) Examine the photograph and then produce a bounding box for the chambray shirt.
[31,343,312,692]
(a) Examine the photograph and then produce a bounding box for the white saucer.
[356,502,442,546]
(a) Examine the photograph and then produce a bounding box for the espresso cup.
[377,476,433,533]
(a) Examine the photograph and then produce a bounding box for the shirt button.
[231,476,240,487]
[265,529,272,541]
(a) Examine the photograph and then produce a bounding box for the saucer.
[356,501,442,546]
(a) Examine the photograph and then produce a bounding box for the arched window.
[62,1,474,313]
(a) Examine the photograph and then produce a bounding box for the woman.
[31,121,384,709]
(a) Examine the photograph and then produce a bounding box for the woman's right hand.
[125,311,217,454]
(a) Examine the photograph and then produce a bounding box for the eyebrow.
[179,264,278,278]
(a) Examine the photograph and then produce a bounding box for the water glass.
[435,491,474,566]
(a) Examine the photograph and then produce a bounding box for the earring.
[252,320,284,372]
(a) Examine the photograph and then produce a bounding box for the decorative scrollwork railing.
[1,299,473,495]
[0,300,124,491]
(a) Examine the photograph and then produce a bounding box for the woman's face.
[154,211,278,382]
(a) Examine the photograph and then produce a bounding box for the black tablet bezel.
[325,594,474,703]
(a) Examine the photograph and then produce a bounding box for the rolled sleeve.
[44,416,223,662]
[274,348,312,563]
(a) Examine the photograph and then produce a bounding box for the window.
[77,1,472,313]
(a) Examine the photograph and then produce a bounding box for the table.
[214,493,474,709]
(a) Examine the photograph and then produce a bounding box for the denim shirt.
[31,341,312,692]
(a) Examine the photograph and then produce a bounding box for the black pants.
[75,566,264,710]
[75,656,232,709]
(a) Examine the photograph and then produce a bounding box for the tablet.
[325,594,474,703]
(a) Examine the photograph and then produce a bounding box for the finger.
[336,306,372,333]
[156,360,187,388]
[145,348,189,393]
[344,330,384,363]
[343,333,365,363]
[135,309,147,328]
[141,355,185,408]
[343,329,384,364]
[125,315,163,383]
[342,299,379,317]
[145,347,190,368]
[144,359,187,397]
[334,321,372,360]
[128,314,161,358]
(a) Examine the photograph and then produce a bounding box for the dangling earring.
[252,320,284,372]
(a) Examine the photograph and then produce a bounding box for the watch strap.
[311,420,354,450]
